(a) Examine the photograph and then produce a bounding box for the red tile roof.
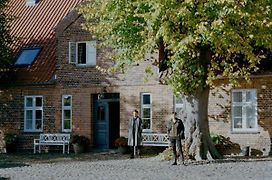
[1,0,82,84]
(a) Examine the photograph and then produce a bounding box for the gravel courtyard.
[0,156,272,180]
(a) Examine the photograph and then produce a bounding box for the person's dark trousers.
[130,146,140,158]
[170,137,184,164]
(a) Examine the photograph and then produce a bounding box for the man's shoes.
[130,155,134,159]
[172,162,177,165]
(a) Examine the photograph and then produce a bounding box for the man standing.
[167,112,185,165]
[128,110,142,159]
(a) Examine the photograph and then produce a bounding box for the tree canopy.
[0,0,13,69]
[80,0,271,94]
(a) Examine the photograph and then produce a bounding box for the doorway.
[93,93,120,149]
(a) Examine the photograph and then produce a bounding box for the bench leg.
[34,145,36,154]
[67,144,69,154]
[39,145,41,153]
[63,144,65,154]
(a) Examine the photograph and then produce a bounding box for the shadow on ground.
[0,162,29,169]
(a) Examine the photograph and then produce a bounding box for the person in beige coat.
[128,110,142,158]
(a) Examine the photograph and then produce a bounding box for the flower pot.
[73,143,84,154]
[118,146,128,154]
[6,143,17,153]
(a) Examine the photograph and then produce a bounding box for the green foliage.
[80,0,272,94]
[210,133,224,145]
[4,132,17,145]
[0,0,13,69]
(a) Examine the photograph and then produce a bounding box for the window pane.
[36,110,42,119]
[26,110,33,119]
[233,106,242,117]
[142,118,151,129]
[26,98,33,107]
[64,110,71,119]
[36,120,42,130]
[26,110,33,129]
[15,48,41,66]
[246,106,256,128]
[175,94,183,104]
[175,108,182,116]
[63,96,71,106]
[234,118,242,128]
[143,94,150,104]
[64,120,71,129]
[233,92,242,102]
[246,91,254,102]
[97,106,105,121]
[26,120,32,129]
[143,108,151,118]
[78,43,86,64]
[35,110,42,130]
[36,97,42,107]
[69,42,76,64]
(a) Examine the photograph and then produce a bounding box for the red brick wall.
[55,15,175,144]
[0,85,61,151]
[209,76,272,155]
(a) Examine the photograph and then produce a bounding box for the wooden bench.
[33,133,70,154]
[142,133,169,147]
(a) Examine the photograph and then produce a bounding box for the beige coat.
[128,117,142,146]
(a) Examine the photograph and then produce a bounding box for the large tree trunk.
[183,86,222,160]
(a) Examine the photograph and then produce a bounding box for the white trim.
[140,93,152,132]
[68,41,96,66]
[24,96,43,132]
[62,95,72,132]
[69,42,76,64]
[231,89,258,133]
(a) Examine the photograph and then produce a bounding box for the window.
[24,96,43,132]
[231,89,258,133]
[15,48,41,66]
[174,93,184,116]
[69,41,96,66]
[62,95,72,132]
[141,93,152,131]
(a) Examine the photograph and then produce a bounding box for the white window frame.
[24,96,43,132]
[69,41,96,66]
[231,89,258,133]
[62,95,72,132]
[141,93,152,132]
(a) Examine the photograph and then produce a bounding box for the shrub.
[210,133,224,145]
[4,132,17,145]
[71,135,90,147]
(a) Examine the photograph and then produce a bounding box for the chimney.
[26,0,40,7]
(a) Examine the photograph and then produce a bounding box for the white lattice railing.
[142,133,169,146]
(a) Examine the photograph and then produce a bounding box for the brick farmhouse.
[0,0,271,156]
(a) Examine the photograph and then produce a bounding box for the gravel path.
[0,157,271,180]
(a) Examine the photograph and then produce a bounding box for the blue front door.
[94,101,109,149]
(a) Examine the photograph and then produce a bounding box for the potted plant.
[114,136,128,154]
[4,131,18,153]
[71,135,90,154]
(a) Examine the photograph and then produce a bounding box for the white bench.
[33,133,70,154]
[142,133,169,147]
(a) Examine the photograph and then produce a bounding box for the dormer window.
[15,48,41,66]
[69,41,96,66]
[26,0,40,7]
